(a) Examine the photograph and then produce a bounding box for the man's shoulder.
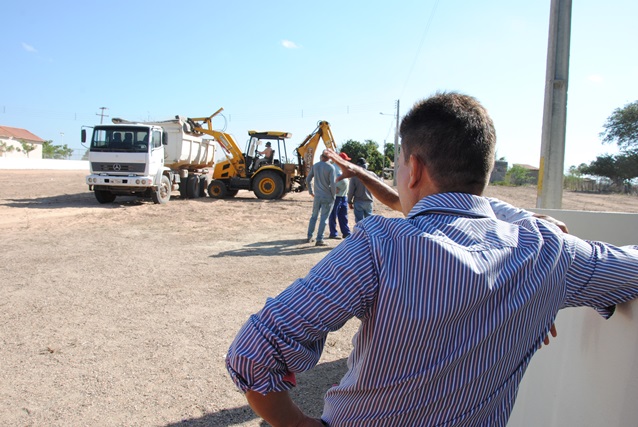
[356,215,420,239]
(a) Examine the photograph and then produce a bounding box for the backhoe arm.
[295,121,337,178]
[187,109,248,178]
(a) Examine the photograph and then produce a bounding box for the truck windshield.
[91,127,150,152]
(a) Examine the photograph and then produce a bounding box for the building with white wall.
[0,125,45,159]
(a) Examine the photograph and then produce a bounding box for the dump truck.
[187,108,337,199]
[82,116,216,204]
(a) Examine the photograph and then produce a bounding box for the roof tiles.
[0,125,45,142]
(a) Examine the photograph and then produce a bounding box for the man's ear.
[408,154,423,189]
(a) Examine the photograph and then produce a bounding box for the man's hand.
[540,323,558,348]
[246,389,323,427]
[325,149,402,212]
[533,214,569,233]
[325,149,356,182]
[295,417,326,427]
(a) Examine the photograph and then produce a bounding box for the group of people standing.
[305,151,375,246]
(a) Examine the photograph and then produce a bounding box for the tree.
[505,165,534,186]
[19,139,36,158]
[382,142,395,171]
[600,100,638,152]
[339,139,385,174]
[42,140,74,159]
[384,142,395,162]
[580,152,638,189]
[0,140,16,157]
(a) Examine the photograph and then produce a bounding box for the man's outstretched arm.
[328,148,569,234]
[326,149,401,211]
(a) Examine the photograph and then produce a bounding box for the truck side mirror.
[81,129,86,143]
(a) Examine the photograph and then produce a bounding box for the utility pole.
[96,107,109,124]
[537,0,572,209]
[382,139,387,173]
[380,100,401,186]
[393,99,400,186]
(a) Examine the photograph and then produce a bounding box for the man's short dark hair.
[399,92,496,194]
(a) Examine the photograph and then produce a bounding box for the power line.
[400,0,441,99]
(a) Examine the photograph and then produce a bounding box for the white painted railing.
[508,209,638,426]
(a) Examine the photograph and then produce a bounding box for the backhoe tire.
[186,175,200,199]
[253,171,284,200]
[208,180,228,198]
[151,175,171,204]
[95,190,116,204]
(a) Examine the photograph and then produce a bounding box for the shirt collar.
[406,192,496,220]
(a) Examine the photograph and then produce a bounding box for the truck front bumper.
[86,174,155,188]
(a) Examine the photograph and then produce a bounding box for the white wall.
[0,138,43,159]
[508,209,638,426]
[0,157,88,170]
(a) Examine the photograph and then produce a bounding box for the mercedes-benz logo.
[113,164,122,171]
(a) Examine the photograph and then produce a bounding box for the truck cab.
[84,124,167,203]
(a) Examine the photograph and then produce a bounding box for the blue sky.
[1,0,637,169]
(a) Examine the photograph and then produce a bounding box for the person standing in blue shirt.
[226,92,638,427]
[328,152,351,239]
[305,152,336,247]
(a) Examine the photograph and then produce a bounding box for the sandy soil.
[1,169,637,427]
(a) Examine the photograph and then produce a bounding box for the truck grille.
[91,162,146,173]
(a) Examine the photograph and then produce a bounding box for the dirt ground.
[2,169,638,427]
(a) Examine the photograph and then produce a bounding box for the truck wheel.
[199,176,209,197]
[207,180,228,198]
[151,175,171,204]
[186,175,200,198]
[95,190,116,204]
[253,171,284,200]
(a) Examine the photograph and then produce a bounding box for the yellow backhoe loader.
[187,108,337,199]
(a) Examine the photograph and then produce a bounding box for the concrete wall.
[0,138,43,159]
[490,160,508,183]
[0,158,89,170]
[508,209,638,426]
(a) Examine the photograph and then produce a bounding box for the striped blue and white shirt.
[226,192,638,426]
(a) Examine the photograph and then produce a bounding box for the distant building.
[490,160,508,183]
[0,125,45,159]
[513,163,539,184]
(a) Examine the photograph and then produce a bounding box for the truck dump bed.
[111,116,216,170]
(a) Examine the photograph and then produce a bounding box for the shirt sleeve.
[225,231,379,394]
[330,167,337,197]
[487,197,533,222]
[562,234,638,318]
[306,167,314,195]
[347,178,355,203]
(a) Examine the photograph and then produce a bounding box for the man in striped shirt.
[226,92,638,426]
